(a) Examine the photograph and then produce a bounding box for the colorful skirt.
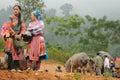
[27,35,46,61]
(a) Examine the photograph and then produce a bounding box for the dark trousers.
[101,64,104,74]
[8,54,14,70]
[26,56,41,70]
[14,60,20,69]
[7,54,20,70]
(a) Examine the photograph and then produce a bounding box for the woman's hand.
[15,34,21,39]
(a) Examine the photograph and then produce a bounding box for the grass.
[74,71,81,80]
[103,70,112,78]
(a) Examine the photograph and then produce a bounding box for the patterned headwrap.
[32,10,41,20]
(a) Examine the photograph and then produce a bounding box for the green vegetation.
[0,37,5,52]
[103,70,112,78]
[48,47,73,63]
[46,15,120,58]
[74,70,81,80]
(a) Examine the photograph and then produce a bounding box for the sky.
[0,0,120,20]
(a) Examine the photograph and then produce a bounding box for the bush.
[48,47,73,63]
[0,37,5,52]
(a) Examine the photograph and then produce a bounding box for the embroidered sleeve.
[28,21,44,35]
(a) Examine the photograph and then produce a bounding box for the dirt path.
[0,60,118,80]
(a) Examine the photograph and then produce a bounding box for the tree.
[60,3,73,17]
[46,14,85,52]
[46,14,120,54]
[84,15,120,52]
[16,0,45,23]
[84,15,109,51]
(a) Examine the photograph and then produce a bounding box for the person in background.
[104,55,110,72]
[26,10,46,71]
[110,58,115,71]
[2,5,26,72]
[94,52,103,76]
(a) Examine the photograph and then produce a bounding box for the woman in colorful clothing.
[26,10,46,70]
[2,5,26,71]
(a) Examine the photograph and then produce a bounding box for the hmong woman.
[26,10,46,70]
[1,5,26,71]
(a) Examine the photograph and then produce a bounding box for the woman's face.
[13,6,21,16]
[31,13,37,21]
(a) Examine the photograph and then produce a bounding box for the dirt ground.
[0,52,119,80]
[0,60,119,80]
